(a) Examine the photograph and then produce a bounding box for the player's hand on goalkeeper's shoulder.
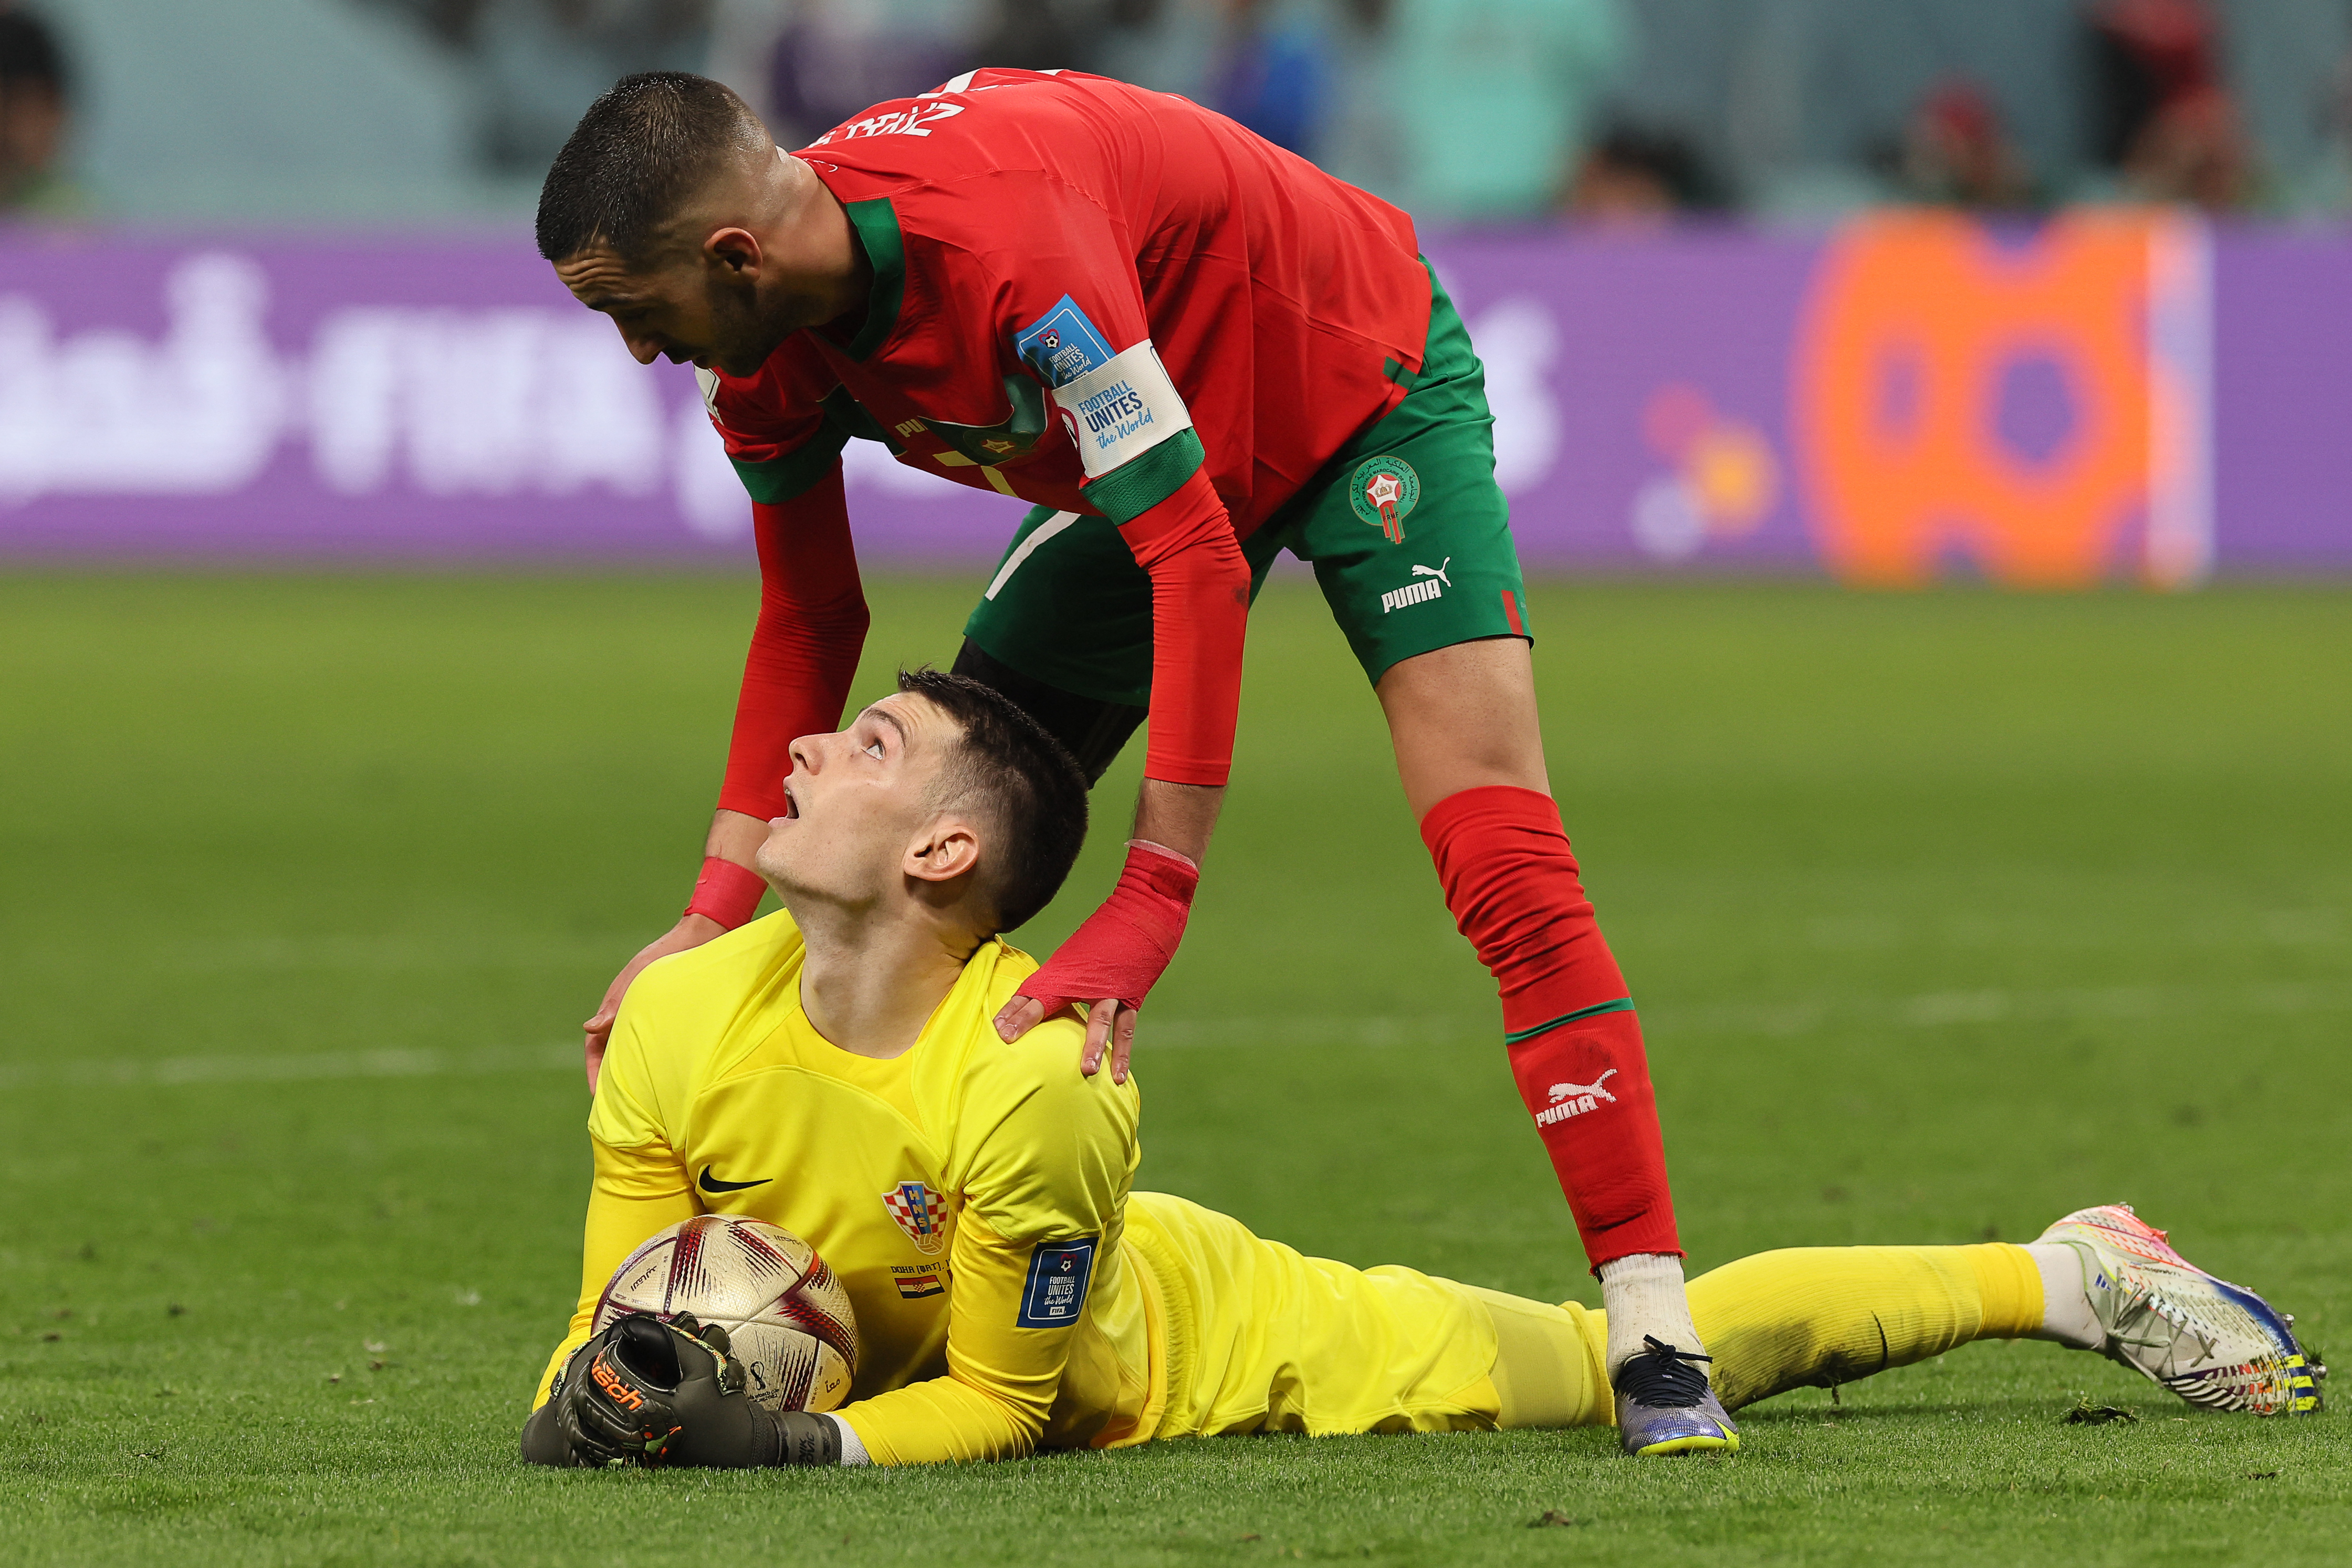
[581,915,724,1092]
[520,1313,843,1469]
[583,816,771,1091]
[996,834,1206,1085]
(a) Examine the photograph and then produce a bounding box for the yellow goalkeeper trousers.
[1474,1237,2045,1428]
[1124,1192,2045,1437]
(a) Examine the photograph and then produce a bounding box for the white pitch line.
[2,981,2343,1091]
[0,1043,578,1092]
[1660,980,2352,1038]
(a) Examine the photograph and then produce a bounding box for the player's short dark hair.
[536,72,768,263]
[897,668,1090,935]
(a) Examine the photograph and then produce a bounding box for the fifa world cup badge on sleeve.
[881,1180,949,1257]
[1017,1238,1098,1328]
[1015,297,1193,479]
[1013,296,1116,388]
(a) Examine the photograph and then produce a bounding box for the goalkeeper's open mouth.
[777,781,800,822]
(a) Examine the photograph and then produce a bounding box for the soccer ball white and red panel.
[593,1215,859,1414]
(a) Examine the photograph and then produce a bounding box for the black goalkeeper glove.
[521,1330,658,1468]
[523,1312,843,1469]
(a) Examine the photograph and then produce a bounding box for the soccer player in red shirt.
[538,68,1730,1452]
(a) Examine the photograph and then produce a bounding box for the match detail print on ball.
[1350,455,1420,543]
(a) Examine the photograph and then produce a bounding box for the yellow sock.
[1690,1242,2045,1411]
[1469,1242,2047,1428]
[1462,1286,1611,1429]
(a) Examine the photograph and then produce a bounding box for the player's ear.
[704,226,763,277]
[904,818,981,885]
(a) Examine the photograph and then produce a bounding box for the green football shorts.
[962,260,1530,709]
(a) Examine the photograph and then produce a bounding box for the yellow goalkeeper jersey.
[535,909,1504,1463]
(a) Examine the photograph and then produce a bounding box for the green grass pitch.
[1,573,2346,1565]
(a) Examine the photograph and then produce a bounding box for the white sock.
[2024,1243,2103,1350]
[823,1412,870,1467]
[1599,1252,1705,1377]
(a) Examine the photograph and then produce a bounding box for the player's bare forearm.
[1130,777,1224,866]
[581,809,777,1092]
[704,807,770,866]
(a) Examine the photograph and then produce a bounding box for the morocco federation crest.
[1349,455,1420,544]
[881,1180,949,1256]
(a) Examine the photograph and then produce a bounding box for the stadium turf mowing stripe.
[9,975,2349,1092]
[1,574,2346,1566]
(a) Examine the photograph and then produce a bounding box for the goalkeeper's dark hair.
[537,72,770,263]
[897,668,1090,935]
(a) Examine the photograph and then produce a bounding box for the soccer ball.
[592,1215,859,1414]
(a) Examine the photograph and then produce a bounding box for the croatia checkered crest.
[882,1179,949,1256]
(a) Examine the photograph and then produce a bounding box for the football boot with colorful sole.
[2036,1203,2323,1416]
[1612,1335,1740,1456]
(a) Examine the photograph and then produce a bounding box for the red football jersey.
[709,67,1430,534]
[704,69,1431,818]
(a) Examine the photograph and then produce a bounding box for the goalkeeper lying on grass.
[524,671,2321,1468]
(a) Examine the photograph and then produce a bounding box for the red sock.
[1420,785,1681,1268]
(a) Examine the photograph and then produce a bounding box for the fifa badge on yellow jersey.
[881,1180,949,1256]
[1349,455,1420,544]
[1017,1238,1097,1328]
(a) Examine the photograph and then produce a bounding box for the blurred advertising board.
[0,215,2345,581]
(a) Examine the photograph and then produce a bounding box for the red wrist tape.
[684,856,766,931]
[1016,841,1200,1011]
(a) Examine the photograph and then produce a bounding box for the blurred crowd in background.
[5,0,2352,227]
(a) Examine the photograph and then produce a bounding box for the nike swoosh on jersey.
[697,1165,771,1194]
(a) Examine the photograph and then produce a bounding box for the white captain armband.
[1051,343,1193,480]
[1010,296,1193,481]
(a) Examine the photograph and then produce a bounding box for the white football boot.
[2036,1204,2323,1416]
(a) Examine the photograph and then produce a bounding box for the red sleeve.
[933,174,1245,788]
[715,461,871,820]
[1114,466,1249,788]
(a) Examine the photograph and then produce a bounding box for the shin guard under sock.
[1421,785,1681,1266]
